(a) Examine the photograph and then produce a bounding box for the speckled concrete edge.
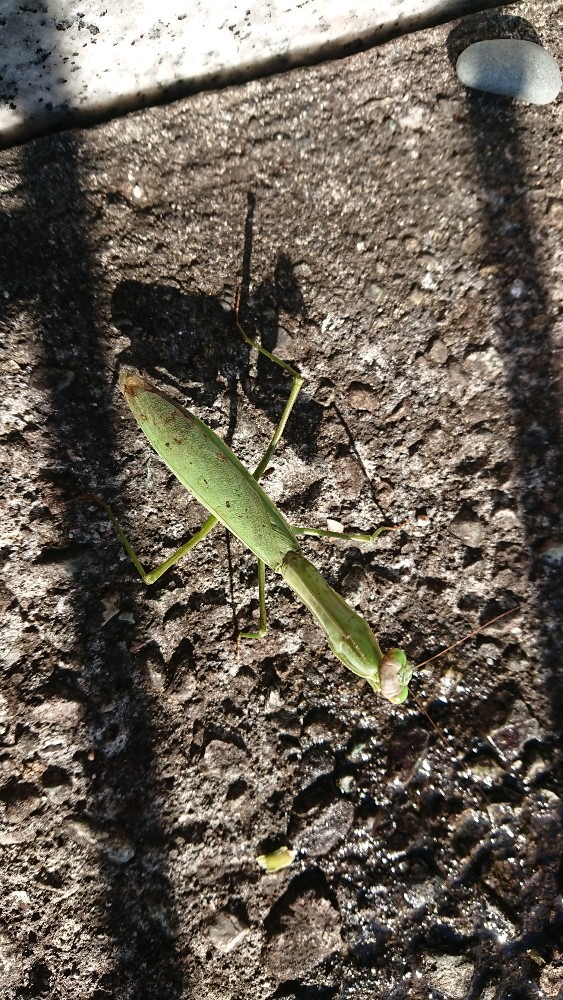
[0,0,507,148]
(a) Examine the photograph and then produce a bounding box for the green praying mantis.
[99,295,511,706]
[99,295,412,704]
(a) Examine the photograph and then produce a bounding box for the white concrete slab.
[0,0,507,146]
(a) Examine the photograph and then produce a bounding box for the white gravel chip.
[456,39,561,105]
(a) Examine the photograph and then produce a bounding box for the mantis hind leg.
[91,496,219,585]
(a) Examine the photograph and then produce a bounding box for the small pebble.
[489,699,542,761]
[208,912,249,954]
[540,539,563,564]
[365,281,385,303]
[448,509,484,548]
[426,337,449,364]
[347,381,379,413]
[456,39,561,105]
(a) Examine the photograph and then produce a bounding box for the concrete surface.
[0,2,562,999]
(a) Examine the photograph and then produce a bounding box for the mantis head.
[373,647,413,705]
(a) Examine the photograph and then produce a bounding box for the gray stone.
[264,891,342,980]
[297,799,355,857]
[448,508,484,547]
[489,700,543,761]
[424,953,476,1000]
[456,39,561,105]
[208,912,249,954]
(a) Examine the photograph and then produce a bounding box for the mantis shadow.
[110,257,324,460]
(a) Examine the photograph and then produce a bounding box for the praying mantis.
[99,295,413,705]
